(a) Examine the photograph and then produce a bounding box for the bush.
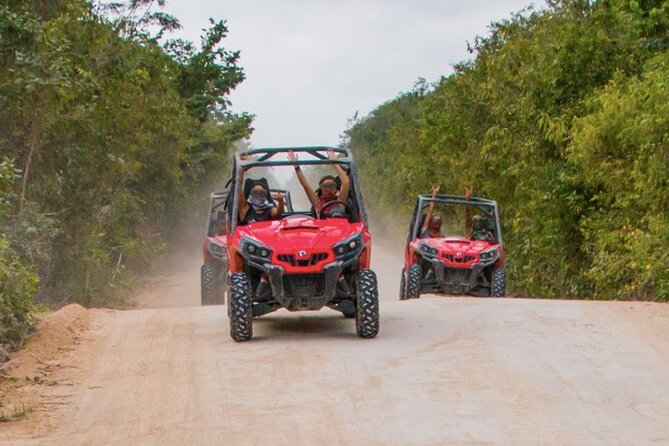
[568,53,669,300]
[0,236,38,359]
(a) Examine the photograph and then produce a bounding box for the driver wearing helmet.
[470,214,493,241]
[465,187,494,241]
[289,149,350,217]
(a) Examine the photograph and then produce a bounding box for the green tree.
[0,0,253,352]
[347,0,669,300]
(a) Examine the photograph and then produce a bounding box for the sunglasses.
[250,189,267,199]
[320,182,337,190]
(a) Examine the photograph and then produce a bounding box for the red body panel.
[405,236,503,269]
[203,235,227,263]
[227,216,371,273]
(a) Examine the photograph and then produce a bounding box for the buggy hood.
[234,216,365,254]
[420,236,499,256]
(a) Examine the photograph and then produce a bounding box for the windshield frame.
[411,194,503,246]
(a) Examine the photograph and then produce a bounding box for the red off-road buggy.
[400,194,505,299]
[200,189,294,305]
[218,146,379,341]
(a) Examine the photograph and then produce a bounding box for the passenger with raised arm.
[420,186,443,238]
[288,148,350,217]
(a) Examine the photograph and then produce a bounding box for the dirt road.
[2,245,669,445]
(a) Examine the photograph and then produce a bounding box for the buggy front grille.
[278,253,328,267]
[444,254,475,263]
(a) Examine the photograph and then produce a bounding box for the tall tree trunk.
[17,113,43,223]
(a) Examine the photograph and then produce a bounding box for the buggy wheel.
[490,268,506,297]
[201,263,223,305]
[228,272,253,341]
[405,264,422,299]
[355,269,379,338]
[399,268,407,300]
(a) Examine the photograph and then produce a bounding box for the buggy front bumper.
[266,262,342,311]
[426,258,485,294]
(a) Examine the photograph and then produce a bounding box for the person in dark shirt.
[238,154,284,224]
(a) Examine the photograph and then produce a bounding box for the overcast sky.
[161,0,538,148]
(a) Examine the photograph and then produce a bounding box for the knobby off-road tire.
[405,264,423,299]
[399,268,407,300]
[201,263,218,305]
[228,272,253,341]
[355,269,379,338]
[201,263,225,305]
[491,268,506,297]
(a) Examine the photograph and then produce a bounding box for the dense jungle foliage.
[0,0,251,356]
[346,0,669,301]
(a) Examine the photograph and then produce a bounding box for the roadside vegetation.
[0,0,252,357]
[346,0,669,301]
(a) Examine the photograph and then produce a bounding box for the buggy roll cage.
[227,146,368,232]
[410,194,504,247]
[206,191,229,237]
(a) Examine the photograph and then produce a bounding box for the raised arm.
[288,150,319,208]
[271,192,285,219]
[328,148,349,202]
[420,186,440,234]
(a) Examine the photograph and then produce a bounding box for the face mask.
[249,195,271,211]
[473,220,484,231]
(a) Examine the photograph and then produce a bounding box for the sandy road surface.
[2,246,669,445]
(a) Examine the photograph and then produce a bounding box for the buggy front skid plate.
[426,259,484,294]
[267,262,342,311]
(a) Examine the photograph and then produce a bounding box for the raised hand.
[327,148,337,160]
[465,186,473,200]
[288,150,298,164]
[432,185,440,197]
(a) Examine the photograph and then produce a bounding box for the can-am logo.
[298,250,307,258]
[456,252,462,257]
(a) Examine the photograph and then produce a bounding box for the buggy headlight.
[333,232,363,260]
[419,243,439,257]
[240,237,273,262]
[207,241,228,260]
[479,248,499,263]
